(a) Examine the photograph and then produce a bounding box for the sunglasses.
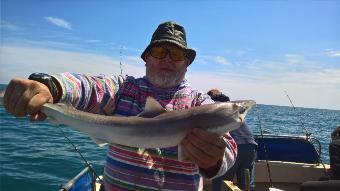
[150,46,186,61]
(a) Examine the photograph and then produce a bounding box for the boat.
[59,134,330,191]
[59,166,101,191]
[201,133,330,191]
[252,134,330,191]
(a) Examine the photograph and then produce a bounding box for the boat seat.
[300,180,340,191]
[255,135,320,164]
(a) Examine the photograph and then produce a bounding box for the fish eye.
[239,107,246,114]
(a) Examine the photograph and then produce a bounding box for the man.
[330,127,340,180]
[3,21,237,191]
[208,89,257,191]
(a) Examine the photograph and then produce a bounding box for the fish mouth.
[242,102,255,113]
[232,100,256,114]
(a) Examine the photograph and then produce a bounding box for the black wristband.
[28,72,59,103]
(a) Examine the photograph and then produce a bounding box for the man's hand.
[4,78,53,121]
[181,128,227,169]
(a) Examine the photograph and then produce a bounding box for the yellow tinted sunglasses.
[150,46,186,61]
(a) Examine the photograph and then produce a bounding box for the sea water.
[0,86,339,191]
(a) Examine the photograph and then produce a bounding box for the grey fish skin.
[0,95,255,148]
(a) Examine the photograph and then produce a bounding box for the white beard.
[146,68,186,88]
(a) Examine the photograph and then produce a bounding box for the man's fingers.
[215,136,228,149]
[3,78,52,122]
[192,128,227,149]
[13,89,38,117]
[27,93,52,115]
[186,133,224,158]
[8,86,26,116]
[181,139,214,168]
[13,91,31,117]
[3,80,16,112]
[30,112,47,121]
[181,128,227,169]
[30,113,39,121]
[37,112,47,121]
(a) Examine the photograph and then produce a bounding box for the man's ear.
[145,52,150,60]
[144,53,149,66]
[186,58,192,66]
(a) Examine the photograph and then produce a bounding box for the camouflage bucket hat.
[141,21,196,64]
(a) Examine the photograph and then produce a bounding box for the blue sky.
[1,0,339,110]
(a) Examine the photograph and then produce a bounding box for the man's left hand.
[181,128,227,169]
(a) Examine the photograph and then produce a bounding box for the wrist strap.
[28,72,59,103]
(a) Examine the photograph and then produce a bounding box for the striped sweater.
[53,73,237,191]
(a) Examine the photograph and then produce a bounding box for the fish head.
[199,100,256,135]
[230,100,256,122]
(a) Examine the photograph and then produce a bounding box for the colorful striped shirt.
[53,73,237,191]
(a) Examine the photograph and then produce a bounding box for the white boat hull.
[203,160,330,191]
[254,160,330,191]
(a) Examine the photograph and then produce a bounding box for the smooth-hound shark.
[0,93,255,148]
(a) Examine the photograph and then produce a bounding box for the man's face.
[145,43,190,88]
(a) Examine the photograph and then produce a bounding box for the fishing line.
[56,126,102,182]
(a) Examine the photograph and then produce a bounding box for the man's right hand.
[3,78,53,121]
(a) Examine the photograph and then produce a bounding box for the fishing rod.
[284,91,330,178]
[284,91,311,137]
[119,46,123,76]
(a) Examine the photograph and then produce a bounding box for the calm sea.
[0,84,339,191]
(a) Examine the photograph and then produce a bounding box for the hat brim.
[141,40,196,65]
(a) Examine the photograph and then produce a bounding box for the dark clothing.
[330,139,340,179]
[230,123,258,145]
[212,144,257,191]
[210,94,230,102]
[212,124,257,191]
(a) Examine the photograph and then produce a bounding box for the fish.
[0,93,255,148]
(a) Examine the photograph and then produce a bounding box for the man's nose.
[163,52,172,62]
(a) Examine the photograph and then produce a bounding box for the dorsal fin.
[138,97,167,118]
[117,75,124,87]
